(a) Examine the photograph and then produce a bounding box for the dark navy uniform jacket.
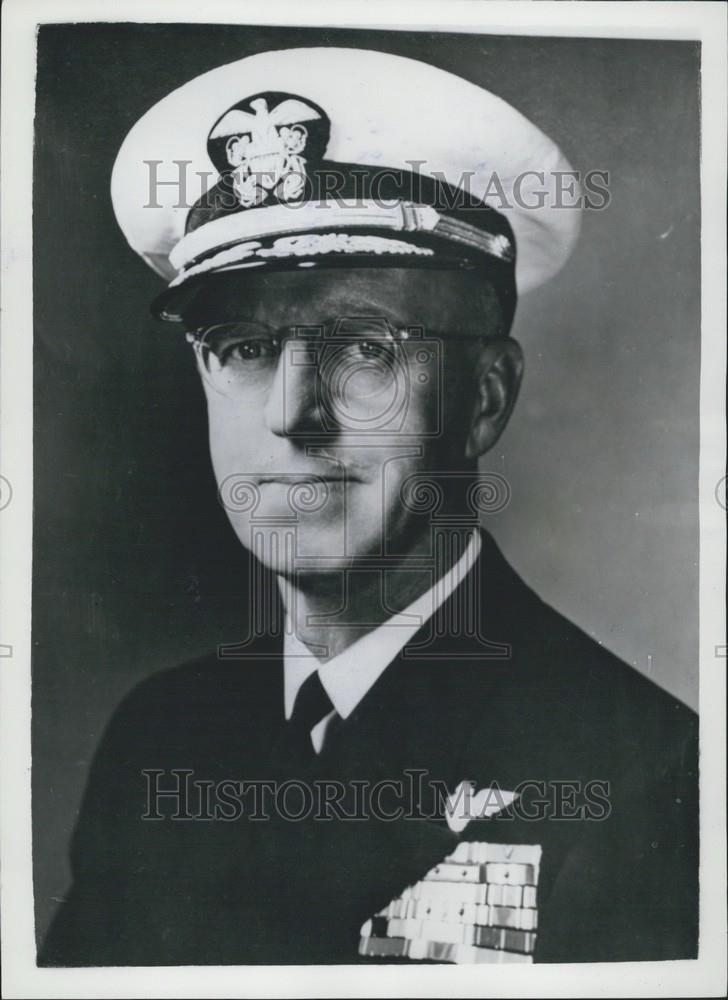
[40,531,698,965]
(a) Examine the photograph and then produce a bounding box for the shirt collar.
[283,530,482,721]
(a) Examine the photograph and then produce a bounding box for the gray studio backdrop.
[32,24,700,946]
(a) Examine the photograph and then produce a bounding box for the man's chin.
[231,522,375,576]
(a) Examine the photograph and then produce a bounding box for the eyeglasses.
[187,316,485,404]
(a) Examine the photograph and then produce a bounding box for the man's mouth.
[257,473,358,485]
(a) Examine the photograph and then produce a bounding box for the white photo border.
[1,1,725,997]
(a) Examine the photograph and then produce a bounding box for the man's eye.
[218,339,278,365]
[355,339,395,361]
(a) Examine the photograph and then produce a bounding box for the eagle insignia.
[208,93,328,208]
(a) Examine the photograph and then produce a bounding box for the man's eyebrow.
[315,311,410,331]
[265,307,414,334]
[190,291,420,332]
[311,293,412,329]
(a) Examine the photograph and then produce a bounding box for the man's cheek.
[207,404,250,470]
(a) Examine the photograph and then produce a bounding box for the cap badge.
[208,94,325,209]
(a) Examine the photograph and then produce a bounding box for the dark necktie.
[288,670,335,753]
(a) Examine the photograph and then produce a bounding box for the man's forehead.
[184,267,497,332]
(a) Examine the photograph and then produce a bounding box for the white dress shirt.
[282,530,482,753]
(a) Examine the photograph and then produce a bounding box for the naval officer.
[40,47,698,966]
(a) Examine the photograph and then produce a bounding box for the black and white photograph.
[1,1,726,996]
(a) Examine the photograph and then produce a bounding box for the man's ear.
[465,338,524,459]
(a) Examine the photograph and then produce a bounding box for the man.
[40,47,698,966]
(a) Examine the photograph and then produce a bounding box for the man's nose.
[263,341,323,437]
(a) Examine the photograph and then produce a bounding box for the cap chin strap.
[169,199,514,277]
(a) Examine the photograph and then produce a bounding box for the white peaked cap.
[111,47,581,313]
